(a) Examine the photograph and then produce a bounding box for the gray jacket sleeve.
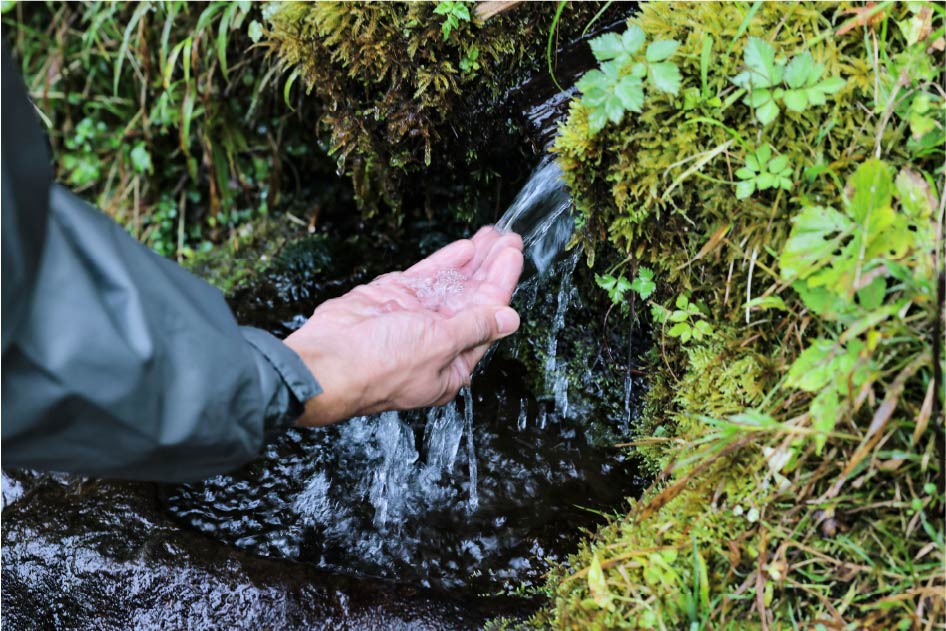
[1,45,321,482]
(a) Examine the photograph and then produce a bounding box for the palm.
[286,227,524,424]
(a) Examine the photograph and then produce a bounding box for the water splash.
[462,387,478,513]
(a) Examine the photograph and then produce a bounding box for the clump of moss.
[265,2,623,214]
[542,1,944,628]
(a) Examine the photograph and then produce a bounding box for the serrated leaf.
[736,180,756,199]
[669,310,689,323]
[783,51,814,89]
[782,89,808,112]
[786,339,836,392]
[587,107,609,135]
[675,294,689,309]
[757,172,776,189]
[757,144,772,164]
[767,154,789,174]
[614,75,644,112]
[779,205,853,280]
[576,69,604,95]
[736,167,756,180]
[638,266,654,281]
[630,62,648,78]
[595,273,617,291]
[646,39,679,62]
[621,25,646,54]
[649,62,681,95]
[756,99,780,125]
[604,94,625,123]
[742,36,780,88]
[816,76,846,94]
[589,32,625,61]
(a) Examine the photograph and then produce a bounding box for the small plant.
[576,25,681,134]
[459,45,480,74]
[732,37,845,125]
[652,294,714,344]
[735,144,792,199]
[433,1,470,40]
[596,265,656,314]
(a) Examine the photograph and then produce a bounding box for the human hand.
[284,226,524,426]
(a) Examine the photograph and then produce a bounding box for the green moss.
[266,1,620,214]
[542,1,944,628]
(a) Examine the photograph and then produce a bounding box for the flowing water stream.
[163,159,647,595]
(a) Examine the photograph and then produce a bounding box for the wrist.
[283,332,366,427]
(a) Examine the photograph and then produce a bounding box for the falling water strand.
[496,157,574,278]
[461,386,478,513]
[517,397,528,431]
[545,253,579,418]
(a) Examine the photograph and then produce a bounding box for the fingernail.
[495,307,520,336]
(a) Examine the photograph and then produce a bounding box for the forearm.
[1,186,321,482]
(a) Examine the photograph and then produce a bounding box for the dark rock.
[1,471,519,630]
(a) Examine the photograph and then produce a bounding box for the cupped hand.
[284,226,524,426]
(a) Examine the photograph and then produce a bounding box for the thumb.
[445,305,520,354]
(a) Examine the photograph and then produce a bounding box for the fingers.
[443,304,520,358]
[406,238,475,275]
[479,244,524,304]
[462,226,503,276]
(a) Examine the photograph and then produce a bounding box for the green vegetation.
[6,1,943,627]
[543,1,944,628]
[2,1,325,261]
[264,1,610,214]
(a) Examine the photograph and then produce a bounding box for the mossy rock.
[540,1,944,628]
[266,1,631,216]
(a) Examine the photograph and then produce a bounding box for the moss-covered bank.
[538,2,944,628]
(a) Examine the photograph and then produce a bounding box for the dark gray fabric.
[1,45,321,482]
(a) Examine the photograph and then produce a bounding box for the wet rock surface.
[2,194,649,628]
[1,471,519,630]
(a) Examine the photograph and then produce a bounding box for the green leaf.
[784,51,815,89]
[649,62,681,95]
[587,107,609,135]
[129,144,153,174]
[736,167,756,180]
[621,25,646,54]
[248,20,263,43]
[809,387,838,455]
[595,273,617,292]
[847,159,893,224]
[669,310,689,323]
[856,276,886,310]
[741,36,781,88]
[604,94,625,124]
[786,339,837,392]
[816,76,846,94]
[736,180,755,199]
[646,39,679,62]
[614,75,645,112]
[675,294,689,309]
[589,32,625,61]
[629,267,656,299]
[779,205,853,280]
[588,553,613,610]
[895,168,936,220]
[756,99,780,125]
[767,154,789,174]
[782,89,808,112]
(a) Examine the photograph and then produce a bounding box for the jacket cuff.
[240,327,322,438]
